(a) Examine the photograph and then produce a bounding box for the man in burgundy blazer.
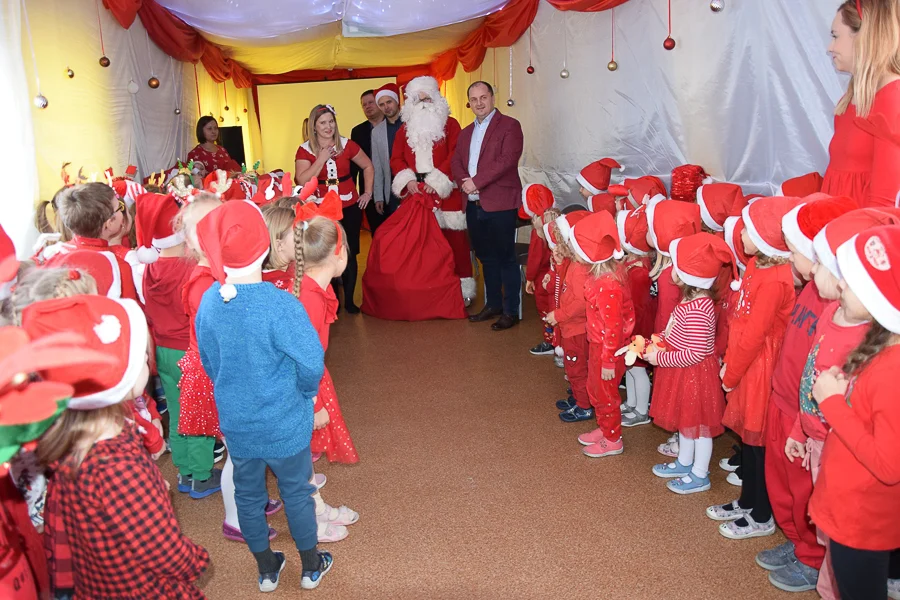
[451,81,525,331]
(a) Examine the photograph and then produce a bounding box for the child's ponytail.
[843,321,892,376]
[649,253,672,281]
[8,266,98,325]
[293,221,306,299]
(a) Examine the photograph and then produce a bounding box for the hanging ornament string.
[527,26,535,74]
[171,57,181,115]
[608,9,618,71]
[95,0,110,66]
[20,0,47,108]
[144,27,160,89]
[560,15,570,78]
[507,47,515,106]
[193,63,202,115]
[664,0,676,50]
[223,82,229,111]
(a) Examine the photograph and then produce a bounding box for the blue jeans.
[231,447,317,554]
[466,203,521,316]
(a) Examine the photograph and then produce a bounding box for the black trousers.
[339,203,363,307]
[830,539,892,600]
[365,197,398,239]
[466,204,520,316]
[737,443,771,523]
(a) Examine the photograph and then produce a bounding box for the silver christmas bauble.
[710,0,724,12]
[66,67,74,79]
[174,108,181,115]
[560,68,570,79]
[506,99,515,107]
[33,94,48,109]
[127,80,139,94]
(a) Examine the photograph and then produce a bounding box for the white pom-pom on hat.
[730,279,742,292]
[93,314,122,344]
[220,283,237,302]
[135,245,159,264]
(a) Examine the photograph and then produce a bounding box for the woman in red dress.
[295,105,374,314]
[186,116,240,177]
[821,0,900,208]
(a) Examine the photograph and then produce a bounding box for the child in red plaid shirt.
[23,295,209,600]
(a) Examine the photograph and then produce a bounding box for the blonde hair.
[835,0,900,117]
[178,193,223,259]
[7,266,98,326]
[293,216,346,298]
[755,254,791,269]
[35,187,74,242]
[589,259,620,279]
[844,320,891,375]
[262,205,295,271]
[57,183,117,239]
[306,106,344,154]
[649,253,672,281]
[38,403,130,476]
[676,279,716,303]
[302,118,310,143]
[273,196,300,210]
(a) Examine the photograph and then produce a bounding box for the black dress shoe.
[491,314,520,331]
[345,302,361,315]
[468,306,503,322]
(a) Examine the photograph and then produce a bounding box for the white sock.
[221,440,239,529]
[625,370,637,410]
[630,367,651,415]
[677,433,695,467]
[691,437,713,479]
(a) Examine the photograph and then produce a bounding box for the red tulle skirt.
[311,369,358,464]
[177,349,220,437]
[361,192,466,321]
[649,353,725,439]
[722,335,780,446]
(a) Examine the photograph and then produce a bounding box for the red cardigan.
[585,271,635,368]
[556,262,590,338]
[525,229,551,284]
[810,344,900,550]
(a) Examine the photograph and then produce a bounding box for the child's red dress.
[299,275,359,464]
[649,297,725,439]
[721,259,796,446]
[177,265,219,437]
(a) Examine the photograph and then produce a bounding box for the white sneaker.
[719,457,739,472]
[887,578,900,600]
[719,514,776,540]
[727,472,742,486]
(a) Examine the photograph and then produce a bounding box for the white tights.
[676,433,713,479]
[624,367,651,414]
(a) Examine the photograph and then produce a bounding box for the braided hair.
[292,216,347,299]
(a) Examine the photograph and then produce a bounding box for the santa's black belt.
[319,174,352,186]
[416,173,429,183]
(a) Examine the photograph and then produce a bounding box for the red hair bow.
[293,190,344,254]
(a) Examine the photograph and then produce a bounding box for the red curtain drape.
[546,0,629,11]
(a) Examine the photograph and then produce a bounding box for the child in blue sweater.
[194,200,333,592]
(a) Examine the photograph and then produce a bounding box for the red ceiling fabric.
[546,0,630,11]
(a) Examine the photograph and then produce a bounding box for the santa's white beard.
[402,97,450,152]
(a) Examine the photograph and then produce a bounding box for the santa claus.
[390,76,476,304]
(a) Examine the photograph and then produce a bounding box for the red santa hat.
[587,193,618,217]
[0,224,16,302]
[671,164,711,204]
[21,295,148,409]
[781,195,859,262]
[134,192,184,264]
[569,211,624,264]
[777,172,824,198]
[741,196,804,259]
[196,200,270,302]
[616,206,651,256]
[375,83,400,104]
[670,232,739,290]
[646,197,701,256]
[813,208,900,278]
[554,211,591,246]
[112,178,147,208]
[837,225,900,333]
[576,158,622,195]
[519,183,555,219]
[543,218,559,250]
[403,76,441,100]
[610,176,667,210]
[724,216,751,271]
[697,183,746,232]
[53,250,123,298]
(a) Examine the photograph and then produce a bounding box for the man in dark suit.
[451,81,525,331]
[351,89,387,235]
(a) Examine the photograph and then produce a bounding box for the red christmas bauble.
[663,37,676,50]
[526,65,535,75]
[99,56,111,67]
[466,102,471,108]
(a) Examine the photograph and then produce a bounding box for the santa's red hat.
[610,176,667,210]
[54,250,123,298]
[724,216,751,271]
[671,164,711,204]
[196,200,270,302]
[670,232,738,290]
[587,193,618,217]
[781,195,858,262]
[134,192,184,264]
[646,198,701,256]
[778,172,824,198]
[375,83,400,104]
[570,211,624,264]
[21,295,148,409]
[0,224,16,302]
[554,211,590,245]
[519,183,555,219]
[543,218,559,250]
[697,183,746,232]
[813,208,900,278]
[577,158,622,195]
[837,225,900,333]
[741,196,804,259]
[616,206,651,256]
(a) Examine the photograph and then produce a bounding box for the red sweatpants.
[587,344,626,442]
[562,333,590,410]
[764,400,823,569]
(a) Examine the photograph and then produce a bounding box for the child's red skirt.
[177,349,220,437]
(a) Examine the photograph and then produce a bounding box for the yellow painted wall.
[257,78,394,174]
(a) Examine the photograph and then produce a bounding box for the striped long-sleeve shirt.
[657,297,717,368]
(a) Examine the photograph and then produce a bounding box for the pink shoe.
[312,452,323,463]
[313,473,326,489]
[583,437,624,458]
[265,499,283,516]
[223,522,277,543]
[317,521,349,543]
[577,427,605,447]
[317,504,359,527]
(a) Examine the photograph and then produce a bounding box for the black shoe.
[345,302,361,315]
[491,314,520,331]
[530,341,555,355]
[469,306,503,322]
[213,441,225,464]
